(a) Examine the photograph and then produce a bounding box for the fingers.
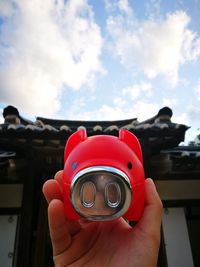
[48,199,72,256]
[42,170,63,203]
[54,170,63,190]
[43,179,63,204]
[43,171,81,242]
[137,178,163,239]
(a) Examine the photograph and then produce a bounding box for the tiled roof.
[0,119,188,135]
[0,150,16,159]
[0,150,16,171]
[162,146,200,157]
[161,146,200,174]
[0,105,189,153]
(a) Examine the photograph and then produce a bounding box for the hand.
[43,171,162,267]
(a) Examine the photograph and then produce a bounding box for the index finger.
[55,170,63,191]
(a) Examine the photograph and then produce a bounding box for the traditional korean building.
[0,105,200,267]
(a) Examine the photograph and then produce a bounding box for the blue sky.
[0,0,200,143]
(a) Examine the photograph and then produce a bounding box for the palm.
[43,171,162,267]
[53,218,156,267]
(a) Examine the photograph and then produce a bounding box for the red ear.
[119,129,143,164]
[64,128,87,163]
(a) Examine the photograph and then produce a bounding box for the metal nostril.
[80,181,96,208]
[105,182,121,208]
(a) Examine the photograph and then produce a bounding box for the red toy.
[63,128,145,221]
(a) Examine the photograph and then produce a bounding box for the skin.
[43,171,163,267]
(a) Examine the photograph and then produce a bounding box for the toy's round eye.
[127,162,132,170]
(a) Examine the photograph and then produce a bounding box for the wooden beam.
[155,180,200,201]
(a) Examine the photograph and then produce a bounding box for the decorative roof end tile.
[60,125,72,132]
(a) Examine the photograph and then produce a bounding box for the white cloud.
[0,0,104,117]
[96,105,132,120]
[117,0,133,15]
[145,0,161,19]
[65,97,158,121]
[122,82,153,100]
[107,5,200,87]
[185,127,200,144]
[128,100,158,121]
[188,107,200,123]
[0,1,14,17]
[104,0,132,15]
[113,97,127,107]
[184,106,200,143]
[173,112,189,125]
[66,81,156,121]
[162,98,178,108]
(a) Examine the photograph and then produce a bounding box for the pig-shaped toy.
[63,128,145,221]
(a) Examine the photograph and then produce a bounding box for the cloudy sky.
[0,0,200,142]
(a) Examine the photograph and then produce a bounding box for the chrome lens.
[70,166,132,221]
